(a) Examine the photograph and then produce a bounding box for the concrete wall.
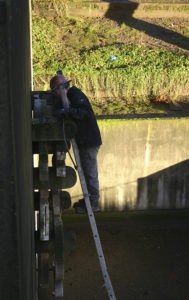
[0,1,35,299]
[68,118,189,211]
[137,159,189,210]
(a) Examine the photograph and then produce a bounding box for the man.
[50,72,102,213]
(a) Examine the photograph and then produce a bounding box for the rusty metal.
[51,190,64,297]
[39,190,49,241]
[55,144,66,178]
[32,90,75,299]
[39,143,49,182]
[38,253,49,288]
[33,166,76,189]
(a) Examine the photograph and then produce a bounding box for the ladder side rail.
[71,138,116,300]
[58,83,116,300]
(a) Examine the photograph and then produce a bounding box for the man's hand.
[54,108,70,117]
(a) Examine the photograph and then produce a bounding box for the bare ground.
[93,16,189,53]
[62,210,189,300]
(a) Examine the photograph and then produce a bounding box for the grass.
[32,1,189,115]
[136,0,189,2]
[32,0,189,3]
[144,5,189,12]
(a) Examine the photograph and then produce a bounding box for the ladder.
[59,85,117,300]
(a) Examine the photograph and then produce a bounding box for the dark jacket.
[67,86,102,148]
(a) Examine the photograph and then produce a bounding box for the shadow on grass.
[104,2,189,51]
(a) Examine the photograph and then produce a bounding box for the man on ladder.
[50,71,117,300]
[50,72,102,213]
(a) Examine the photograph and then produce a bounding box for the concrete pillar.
[0,0,35,299]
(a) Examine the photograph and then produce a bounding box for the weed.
[32,4,189,115]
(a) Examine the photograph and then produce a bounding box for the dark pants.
[79,146,100,203]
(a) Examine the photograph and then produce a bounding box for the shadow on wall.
[104,2,189,51]
[137,159,189,210]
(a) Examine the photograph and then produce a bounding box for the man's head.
[50,71,71,96]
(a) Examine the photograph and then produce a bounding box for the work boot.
[74,200,86,214]
[73,198,84,209]
[91,201,101,213]
[73,199,100,214]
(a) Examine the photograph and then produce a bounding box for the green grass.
[32,0,189,3]
[32,3,189,115]
[144,5,189,12]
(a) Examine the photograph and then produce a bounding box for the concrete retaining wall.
[67,118,189,211]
